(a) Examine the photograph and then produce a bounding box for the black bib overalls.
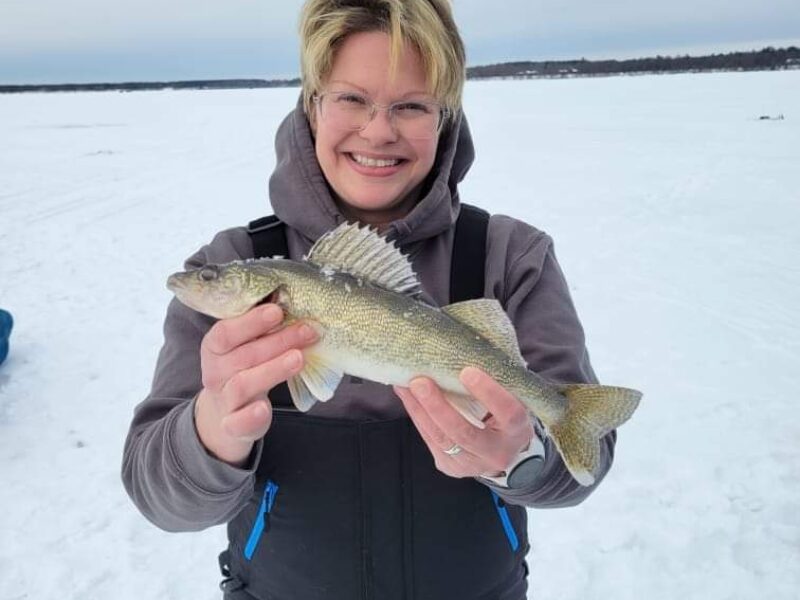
[219,206,530,600]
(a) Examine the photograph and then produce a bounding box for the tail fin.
[548,384,642,486]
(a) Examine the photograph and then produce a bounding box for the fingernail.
[299,324,317,342]
[409,379,429,398]
[284,350,301,369]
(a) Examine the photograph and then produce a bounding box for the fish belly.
[313,341,466,394]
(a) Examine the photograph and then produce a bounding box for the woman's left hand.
[393,366,535,479]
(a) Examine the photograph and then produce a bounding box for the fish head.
[166,261,281,320]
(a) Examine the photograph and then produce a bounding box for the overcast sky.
[1,0,799,84]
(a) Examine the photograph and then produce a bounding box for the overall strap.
[247,215,293,408]
[247,214,288,259]
[450,203,489,303]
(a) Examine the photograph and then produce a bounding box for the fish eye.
[199,266,218,282]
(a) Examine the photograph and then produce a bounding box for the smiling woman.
[299,0,464,225]
[122,1,618,599]
[311,31,443,225]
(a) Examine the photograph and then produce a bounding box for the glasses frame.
[312,91,449,139]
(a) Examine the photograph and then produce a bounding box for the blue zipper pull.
[490,490,520,552]
[244,480,280,561]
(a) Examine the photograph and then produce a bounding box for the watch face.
[507,456,545,489]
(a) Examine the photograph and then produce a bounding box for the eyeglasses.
[313,91,447,140]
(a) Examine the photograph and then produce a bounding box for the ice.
[1,71,798,599]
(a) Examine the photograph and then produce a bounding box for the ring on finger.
[444,443,462,456]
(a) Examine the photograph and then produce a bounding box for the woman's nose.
[358,107,399,145]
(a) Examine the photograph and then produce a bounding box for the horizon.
[2,42,798,88]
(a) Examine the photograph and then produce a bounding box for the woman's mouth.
[345,152,407,176]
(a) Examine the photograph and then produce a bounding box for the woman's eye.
[394,102,431,116]
[337,93,367,106]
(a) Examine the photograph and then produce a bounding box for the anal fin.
[443,391,489,429]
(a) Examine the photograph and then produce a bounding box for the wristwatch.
[479,434,546,489]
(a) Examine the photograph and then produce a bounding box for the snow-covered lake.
[1,70,798,599]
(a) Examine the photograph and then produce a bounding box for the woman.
[122,1,616,598]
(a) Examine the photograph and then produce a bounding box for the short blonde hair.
[299,0,466,120]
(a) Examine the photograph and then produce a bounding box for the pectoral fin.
[286,375,317,412]
[284,351,344,412]
[298,350,344,402]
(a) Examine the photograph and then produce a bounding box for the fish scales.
[277,260,547,408]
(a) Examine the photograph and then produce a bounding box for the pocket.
[489,490,520,552]
[244,479,280,561]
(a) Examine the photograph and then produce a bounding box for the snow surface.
[1,70,798,599]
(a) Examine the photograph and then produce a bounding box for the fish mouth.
[166,273,187,293]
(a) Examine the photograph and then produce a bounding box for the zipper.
[490,490,520,552]
[244,479,280,561]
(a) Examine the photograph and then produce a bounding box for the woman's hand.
[394,367,535,479]
[194,303,318,467]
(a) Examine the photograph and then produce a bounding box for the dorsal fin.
[305,222,421,296]
[442,299,526,365]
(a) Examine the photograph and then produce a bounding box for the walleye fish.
[167,222,642,486]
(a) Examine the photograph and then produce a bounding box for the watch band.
[479,435,546,488]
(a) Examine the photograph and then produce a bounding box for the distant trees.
[0,78,301,94]
[466,46,800,80]
[2,47,798,94]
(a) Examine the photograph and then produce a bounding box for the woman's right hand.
[194,303,318,467]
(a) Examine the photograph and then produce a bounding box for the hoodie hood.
[269,96,475,246]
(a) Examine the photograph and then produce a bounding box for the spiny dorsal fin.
[305,222,421,296]
[442,299,526,365]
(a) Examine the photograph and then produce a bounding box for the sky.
[1,0,799,84]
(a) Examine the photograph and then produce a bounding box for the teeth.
[351,154,401,168]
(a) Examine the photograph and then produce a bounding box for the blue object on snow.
[0,309,12,365]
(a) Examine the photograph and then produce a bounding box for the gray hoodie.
[122,101,615,533]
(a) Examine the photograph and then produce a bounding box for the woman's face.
[312,31,440,226]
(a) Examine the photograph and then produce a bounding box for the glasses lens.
[321,92,370,130]
[391,102,441,139]
[321,93,442,140]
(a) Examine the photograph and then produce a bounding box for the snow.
[1,70,798,599]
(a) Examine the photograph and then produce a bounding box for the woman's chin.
[335,191,406,220]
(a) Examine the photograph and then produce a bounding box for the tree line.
[1,47,798,93]
[467,46,800,79]
[0,78,301,94]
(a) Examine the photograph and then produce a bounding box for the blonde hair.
[299,0,466,121]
